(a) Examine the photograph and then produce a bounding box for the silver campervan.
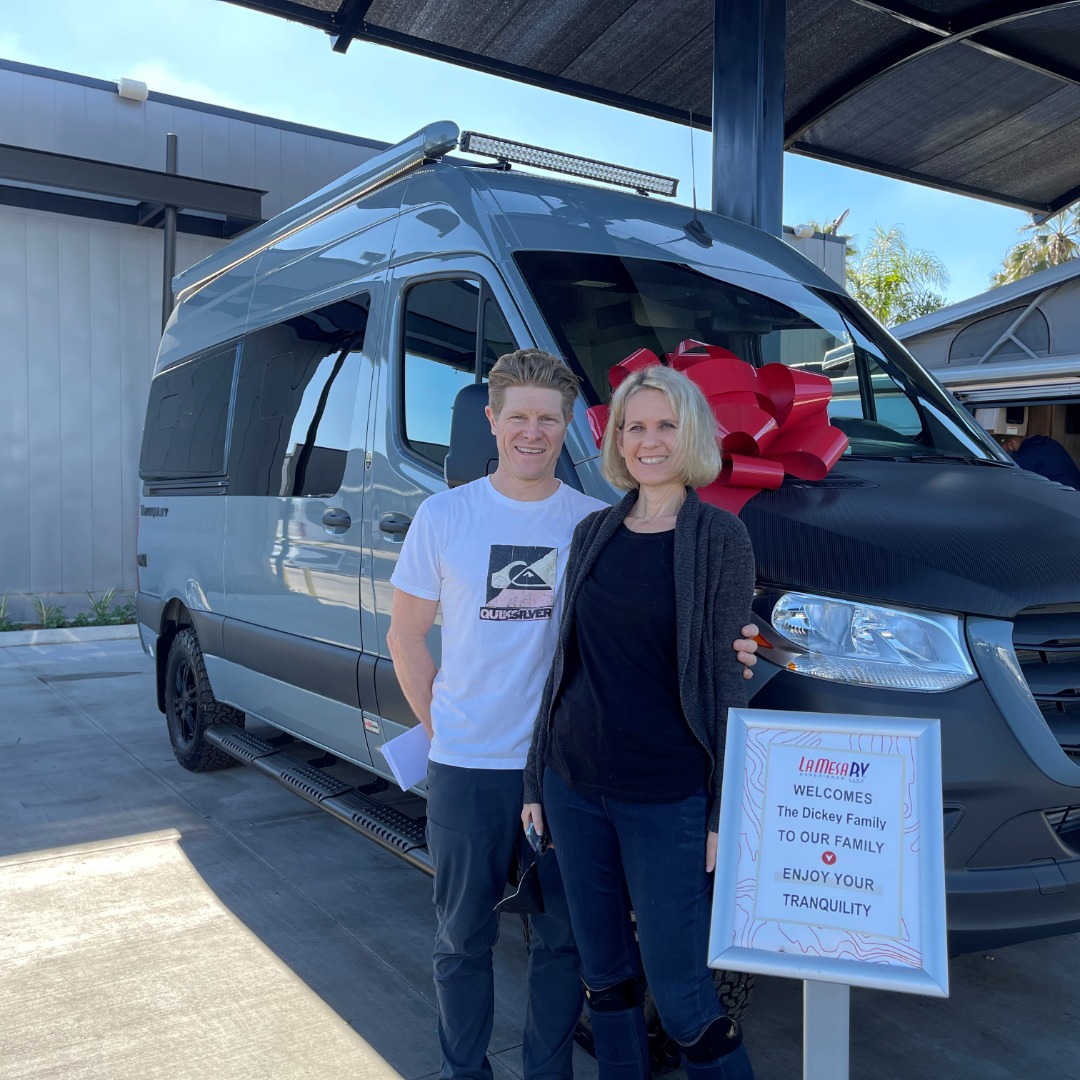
[137,122,1080,954]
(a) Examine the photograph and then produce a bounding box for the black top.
[547,524,710,802]
[526,489,756,831]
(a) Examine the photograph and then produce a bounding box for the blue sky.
[1,0,1034,304]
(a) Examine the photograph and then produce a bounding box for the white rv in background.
[894,260,1080,472]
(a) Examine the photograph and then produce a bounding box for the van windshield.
[514,251,1007,462]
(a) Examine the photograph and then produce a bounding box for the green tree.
[991,208,1080,286]
[846,224,950,327]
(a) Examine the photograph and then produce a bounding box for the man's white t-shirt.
[390,477,605,770]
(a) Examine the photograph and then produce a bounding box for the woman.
[523,363,756,1080]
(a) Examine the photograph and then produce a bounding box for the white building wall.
[0,62,384,618]
[0,204,224,612]
[783,230,846,287]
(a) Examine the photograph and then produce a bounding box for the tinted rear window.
[140,346,236,480]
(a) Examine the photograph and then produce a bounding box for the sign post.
[803,981,849,1079]
[710,709,949,1076]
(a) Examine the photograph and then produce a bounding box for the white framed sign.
[709,708,949,998]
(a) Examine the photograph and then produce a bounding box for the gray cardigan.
[524,488,756,831]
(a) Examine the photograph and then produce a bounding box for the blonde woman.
[523,364,755,1080]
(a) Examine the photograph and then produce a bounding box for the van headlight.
[771,592,975,692]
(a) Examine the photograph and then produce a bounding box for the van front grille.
[1013,607,1080,763]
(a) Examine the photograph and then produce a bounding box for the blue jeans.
[426,762,582,1080]
[543,768,753,1080]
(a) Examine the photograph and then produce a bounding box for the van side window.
[862,355,923,438]
[402,279,482,468]
[140,345,236,480]
[231,293,370,497]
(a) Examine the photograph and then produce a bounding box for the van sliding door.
[217,289,378,765]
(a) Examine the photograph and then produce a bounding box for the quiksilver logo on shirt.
[479,546,556,622]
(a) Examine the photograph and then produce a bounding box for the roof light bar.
[459,131,678,197]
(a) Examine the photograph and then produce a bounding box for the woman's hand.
[706,830,719,873]
[522,803,546,840]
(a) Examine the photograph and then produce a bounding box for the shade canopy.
[223,0,1080,217]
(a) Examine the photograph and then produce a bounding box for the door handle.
[322,507,352,529]
[379,512,412,536]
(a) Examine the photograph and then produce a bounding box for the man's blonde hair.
[601,364,723,490]
[487,349,579,419]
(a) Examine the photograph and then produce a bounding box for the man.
[387,349,759,1080]
[1000,432,1080,489]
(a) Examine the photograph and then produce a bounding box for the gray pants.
[426,761,582,1080]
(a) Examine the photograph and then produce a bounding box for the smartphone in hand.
[525,821,550,855]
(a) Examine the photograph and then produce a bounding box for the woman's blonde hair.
[600,364,723,491]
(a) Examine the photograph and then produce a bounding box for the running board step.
[204,726,433,876]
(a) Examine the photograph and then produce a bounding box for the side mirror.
[444,382,583,491]
[445,384,497,488]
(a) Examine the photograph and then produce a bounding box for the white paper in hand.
[378,724,431,790]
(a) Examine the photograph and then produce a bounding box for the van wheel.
[574,970,754,1073]
[165,628,244,771]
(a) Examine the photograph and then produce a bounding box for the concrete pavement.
[1,639,1078,1079]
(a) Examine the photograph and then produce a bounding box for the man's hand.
[706,830,719,872]
[387,589,440,737]
[734,622,761,680]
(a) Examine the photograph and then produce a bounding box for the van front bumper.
[945,860,1080,954]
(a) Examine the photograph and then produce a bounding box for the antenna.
[684,108,712,247]
[690,108,699,217]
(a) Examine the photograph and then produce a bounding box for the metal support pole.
[803,980,850,1079]
[711,0,786,235]
[161,133,178,331]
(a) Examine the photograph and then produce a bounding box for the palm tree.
[846,224,950,327]
[992,208,1080,286]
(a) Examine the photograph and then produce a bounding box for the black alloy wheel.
[164,627,243,771]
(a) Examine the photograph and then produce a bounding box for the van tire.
[165,628,244,771]
[574,969,754,1072]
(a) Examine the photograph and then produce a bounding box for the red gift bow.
[585,339,849,514]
